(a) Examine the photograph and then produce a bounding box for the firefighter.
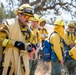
[73,20,76,39]
[49,19,65,75]
[29,14,41,75]
[38,17,48,47]
[38,17,48,61]
[0,4,34,75]
[64,21,76,75]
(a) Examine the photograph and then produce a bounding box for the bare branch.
[30,0,40,6]
[33,2,76,13]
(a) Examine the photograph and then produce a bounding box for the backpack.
[42,32,57,61]
[42,40,52,61]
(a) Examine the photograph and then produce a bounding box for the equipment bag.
[64,50,72,60]
[42,32,58,61]
[42,40,52,61]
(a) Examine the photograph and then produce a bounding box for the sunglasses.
[20,13,30,19]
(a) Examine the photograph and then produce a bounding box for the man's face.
[31,20,38,29]
[68,26,75,32]
[18,13,30,26]
[40,22,46,27]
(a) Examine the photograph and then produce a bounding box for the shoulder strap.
[49,31,63,43]
[38,28,47,32]
[36,32,38,38]
[67,31,70,36]
[67,31,75,36]
[74,32,76,36]
[49,31,57,41]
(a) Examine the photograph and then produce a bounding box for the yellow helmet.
[39,17,46,25]
[30,14,39,21]
[54,19,65,26]
[68,21,75,28]
[14,4,33,17]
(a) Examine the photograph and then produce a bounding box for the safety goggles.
[21,13,30,19]
[24,15,30,19]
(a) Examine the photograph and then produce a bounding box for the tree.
[29,0,76,23]
[6,0,76,15]
[29,0,76,18]
[0,0,76,23]
[0,3,6,22]
[19,0,29,5]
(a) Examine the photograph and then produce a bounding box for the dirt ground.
[36,25,76,75]
[35,26,69,75]
[35,60,70,75]
[35,60,51,75]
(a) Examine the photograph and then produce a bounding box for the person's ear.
[17,13,21,17]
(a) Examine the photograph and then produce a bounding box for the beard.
[18,19,29,26]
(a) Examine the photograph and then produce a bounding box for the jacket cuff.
[2,39,9,47]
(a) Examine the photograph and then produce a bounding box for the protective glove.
[27,44,32,53]
[36,42,40,48]
[27,44,36,53]
[45,34,48,38]
[40,34,45,38]
[14,41,25,50]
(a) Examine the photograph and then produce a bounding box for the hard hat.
[54,19,65,26]
[39,17,46,25]
[30,14,39,21]
[14,4,33,17]
[68,21,75,28]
